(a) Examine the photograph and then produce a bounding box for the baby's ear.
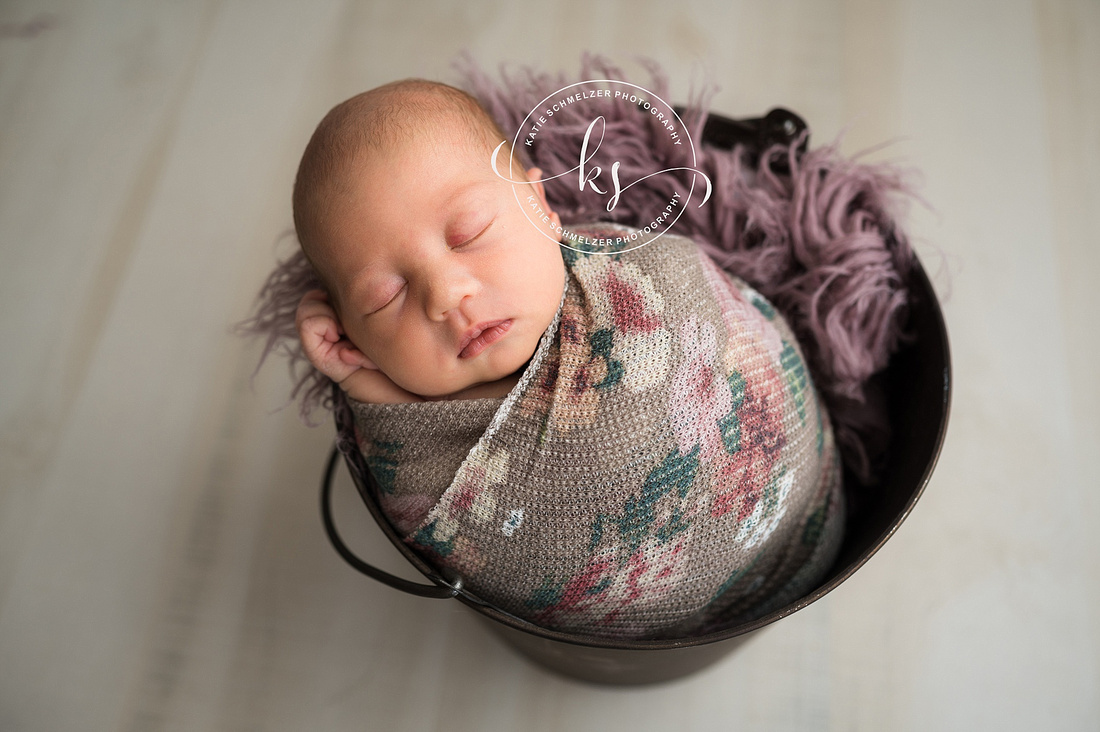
[526,167,562,232]
[526,167,548,198]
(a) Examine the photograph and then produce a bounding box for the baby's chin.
[409,361,531,401]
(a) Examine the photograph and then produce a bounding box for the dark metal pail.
[318,111,952,685]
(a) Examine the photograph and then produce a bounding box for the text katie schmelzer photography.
[491,80,713,253]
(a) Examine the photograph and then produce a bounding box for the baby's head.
[294,80,565,399]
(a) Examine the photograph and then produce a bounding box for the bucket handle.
[320,445,461,599]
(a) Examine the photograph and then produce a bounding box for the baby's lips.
[458,319,512,358]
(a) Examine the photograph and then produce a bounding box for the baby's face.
[312,129,565,398]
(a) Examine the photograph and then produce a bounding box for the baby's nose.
[425,267,479,321]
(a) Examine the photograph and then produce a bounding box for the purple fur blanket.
[240,55,917,486]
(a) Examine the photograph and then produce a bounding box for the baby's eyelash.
[369,282,405,315]
[451,219,493,249]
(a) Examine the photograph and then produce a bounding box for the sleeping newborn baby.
[293,79,566,406]
[294,79,844,639]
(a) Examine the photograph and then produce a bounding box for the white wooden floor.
[2,1,1098,730]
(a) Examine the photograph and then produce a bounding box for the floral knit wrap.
[350,223,844,639]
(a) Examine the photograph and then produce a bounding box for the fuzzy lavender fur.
[234,239,330,425]
[238,55,917,484]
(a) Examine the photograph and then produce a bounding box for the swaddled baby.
[294,79,844,639]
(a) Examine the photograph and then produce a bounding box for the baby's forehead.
[354,116,508,197]
[321,148,500,250]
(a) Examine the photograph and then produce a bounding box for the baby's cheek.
[382,343,440,393]
[346,328,385,372]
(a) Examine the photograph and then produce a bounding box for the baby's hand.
[295,290,423,403]
[295,290,365,383]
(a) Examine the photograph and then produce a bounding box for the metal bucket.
[319,110,952,685]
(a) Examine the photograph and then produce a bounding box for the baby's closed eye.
[364,279,405,315]
[447,216,494,249]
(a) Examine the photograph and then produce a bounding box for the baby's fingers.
[296,289,339,328]
[338,346,377,369]
[297,313,340,353]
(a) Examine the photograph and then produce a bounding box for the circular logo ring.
[492,79,712,255]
